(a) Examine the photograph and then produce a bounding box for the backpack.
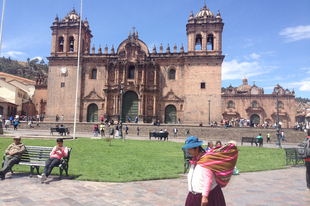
[297,138,310,159]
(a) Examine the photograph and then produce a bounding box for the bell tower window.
[207,34,214,50]
[169,69,176,80]
[91,69,97,79]
[58,37,64,52]
[195,34,202,51]
[69,37,74,52]
[128,66,135,79]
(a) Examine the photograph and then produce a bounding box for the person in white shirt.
[183,136,226,206]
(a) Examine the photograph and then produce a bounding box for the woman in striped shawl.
[183,136,238,206]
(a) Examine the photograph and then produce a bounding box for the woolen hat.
[182,136,203,149]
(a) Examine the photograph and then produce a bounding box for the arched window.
[278,101,282,108]
[128,66,135,79]
[252,101,257,108]
[58,37,64,52]
[0,106,3,115]
[195,34,202,51]
[169,69,176,80]
[228,101,233,108]
[69,36,74,52]
[207,34,214,50]
[91,69,97,79]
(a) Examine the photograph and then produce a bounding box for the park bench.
[149,132,169,141]
[50,127,70,136]
[284,148,304,165]
[2,146,72,179]
[182,148,193,174]
[241,137,263,146]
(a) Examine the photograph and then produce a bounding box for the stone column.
[202,32,207,51]
[153,95,156,116]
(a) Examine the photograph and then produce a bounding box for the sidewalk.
[0,167,309,205]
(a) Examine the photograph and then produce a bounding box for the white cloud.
[31,56,43,62]
[279,25,310,42]
[222,59,270,80]
[4,51,26,58]
[249,53,260,59]
[282,79,310,92]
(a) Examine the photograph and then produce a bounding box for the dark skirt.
[185,185,226,206]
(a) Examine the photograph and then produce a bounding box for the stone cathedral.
[46,4,225,124]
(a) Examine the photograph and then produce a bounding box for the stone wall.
[16,122,306,144]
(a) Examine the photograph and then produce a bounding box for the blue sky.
[0,0,309,98]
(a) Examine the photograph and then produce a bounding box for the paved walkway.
[0,167,309,205]
[1,129,309,205]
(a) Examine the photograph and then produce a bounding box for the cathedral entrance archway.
[122,91,138,122]
[87,103,98,122]
[165,105,177,124]
[250,114,260,125]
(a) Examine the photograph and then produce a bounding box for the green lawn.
[0,137,291,182]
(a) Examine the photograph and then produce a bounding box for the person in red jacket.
[305,130,310,191]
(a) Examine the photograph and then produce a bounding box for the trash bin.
[109,128,114,135]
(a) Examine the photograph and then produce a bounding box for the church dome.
[236,84,251,92]
[195,4,215,18]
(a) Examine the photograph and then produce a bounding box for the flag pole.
[0,0,6,56]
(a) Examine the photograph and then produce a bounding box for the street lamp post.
[119,82,125,141]
[275,84,282,148]
[208,100,211,125]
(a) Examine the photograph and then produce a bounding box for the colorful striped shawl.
[197,143,238,188]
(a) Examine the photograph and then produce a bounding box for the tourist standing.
[186,129,190,137]
[94,124,99,137]
[266,133,271,143]
[100,123,105,137]
[135,116,138,123]
[115,123,119,138]
[13,119,18,130]
[61,115,64,123]
[174,128,178,138]
[137,127,140,136]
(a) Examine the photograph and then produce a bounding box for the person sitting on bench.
[0,137,25,180]
[255,134,263,146]
[38,138,68,182]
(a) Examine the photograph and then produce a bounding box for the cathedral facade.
[46,5,225,124]
[221,78,295,128]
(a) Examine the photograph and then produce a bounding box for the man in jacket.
[0,137,25,180]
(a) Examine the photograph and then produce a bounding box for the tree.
[27,58,30,64]
[40,59,45,65]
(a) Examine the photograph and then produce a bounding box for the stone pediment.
[162,90,183,102]
[246,106,264,112]
[83,90,104,101]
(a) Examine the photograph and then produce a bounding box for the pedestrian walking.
[94,124,99,137]
[137,127,140,136]
[61,115,64,123]
[186,129,190,137]
[125,125,129,135]
[14,120,18,130]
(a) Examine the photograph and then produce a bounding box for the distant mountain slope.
[0,57,48,80]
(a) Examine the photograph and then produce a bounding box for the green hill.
[0,57,48,80]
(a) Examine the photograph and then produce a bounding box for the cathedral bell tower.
[50,8,92,56]
[186,3,224,55]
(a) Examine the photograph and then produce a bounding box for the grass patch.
[0,138,292,182]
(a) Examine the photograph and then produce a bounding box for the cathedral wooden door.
[165,105,176,124]
[250,114,260,125]
[87,104,98,122]
[122,91,138,122]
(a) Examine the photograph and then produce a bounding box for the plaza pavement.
[1,129,309,205]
